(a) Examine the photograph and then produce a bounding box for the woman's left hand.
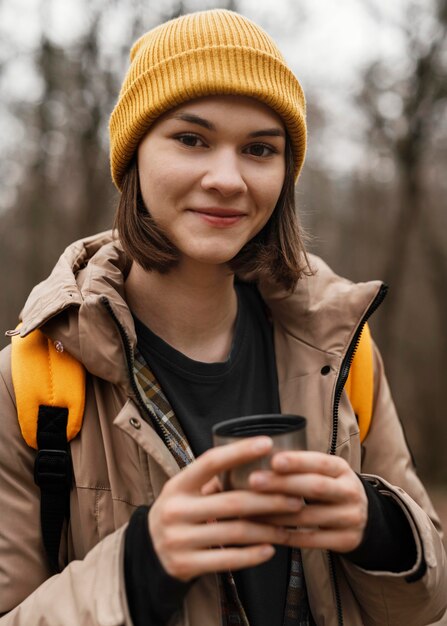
[248,451,368,553]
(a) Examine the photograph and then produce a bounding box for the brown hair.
[114,137,312,290]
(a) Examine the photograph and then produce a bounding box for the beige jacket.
[0,231,446,626]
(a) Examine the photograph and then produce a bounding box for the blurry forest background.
[0,0,446,493]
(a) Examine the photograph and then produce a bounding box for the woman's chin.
[177,244,243,267]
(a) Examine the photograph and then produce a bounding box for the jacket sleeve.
[0,345,133,626]
[339,341,447,626]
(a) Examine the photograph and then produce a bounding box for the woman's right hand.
[148,436,302,582]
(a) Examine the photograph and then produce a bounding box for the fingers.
[166,544,276,581]
[243,453,368,553]
[276,527,364,553]
[149,489,288,581]
[193,544,276,574]
[245,505,365,553]
[252,502,367,531]
[194,490,303,521]
[271,451,347,478]
[249,470,351,503]
[296,502,367,530]
[173,436,273,492]
[160,519,290,552]
[250,454,365,506]
[154,490,303,525]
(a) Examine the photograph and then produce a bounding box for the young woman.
[0,9,446,626]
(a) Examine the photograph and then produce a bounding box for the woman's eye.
[176,134,205,147]
[245,143,276,158]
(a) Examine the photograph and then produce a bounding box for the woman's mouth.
[189,207,246,227]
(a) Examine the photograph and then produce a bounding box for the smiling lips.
[189,207,246,227]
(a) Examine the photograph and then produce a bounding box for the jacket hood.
[17,231,384,390]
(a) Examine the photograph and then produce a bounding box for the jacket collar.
[260,255,383,360]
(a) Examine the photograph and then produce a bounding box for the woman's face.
[137,95,286,267]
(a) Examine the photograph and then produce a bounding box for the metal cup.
[212,414,307,490]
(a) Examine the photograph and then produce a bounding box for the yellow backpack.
[345,322,374,442]
[10,322,373,570]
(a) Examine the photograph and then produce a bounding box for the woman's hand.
[248,451,368,554]
[148,436,304,582]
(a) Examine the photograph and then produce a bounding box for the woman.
[0,9,446,626]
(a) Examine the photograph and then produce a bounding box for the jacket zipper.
[330,283,388,455]
[328,282,388,626]
[100,296,174,451]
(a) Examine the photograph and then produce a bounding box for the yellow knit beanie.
[109,9,306,190]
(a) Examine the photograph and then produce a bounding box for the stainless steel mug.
[212,414,307,490]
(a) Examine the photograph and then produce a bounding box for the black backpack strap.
[34,405,72,573]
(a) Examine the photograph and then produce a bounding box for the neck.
[125,259,238,362]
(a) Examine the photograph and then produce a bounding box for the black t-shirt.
[134,282,290,626]
[134,281,280,456]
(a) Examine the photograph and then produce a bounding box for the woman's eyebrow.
[171,112,285,138]
[171,113,216,130]
[248,128,285,138]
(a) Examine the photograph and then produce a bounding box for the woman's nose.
[200,150,248,197]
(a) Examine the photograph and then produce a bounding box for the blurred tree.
[355,0,447,480]
[358,0,447,358]
[0,1,122,330]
